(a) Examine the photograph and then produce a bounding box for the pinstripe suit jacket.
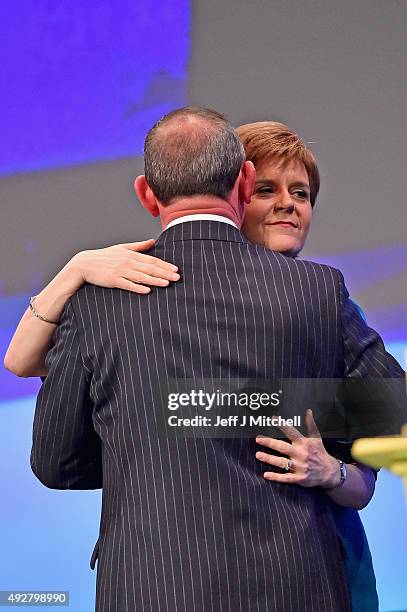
[31,220,405,612]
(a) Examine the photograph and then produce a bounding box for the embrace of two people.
[5,107,406,612]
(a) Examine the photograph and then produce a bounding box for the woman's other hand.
[70,239,180,294]
[255,409,376,509]
[255,409,340,488]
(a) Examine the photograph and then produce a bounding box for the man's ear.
[239,161,256,205]
[134,176,160,217]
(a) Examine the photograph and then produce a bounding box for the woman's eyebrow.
[290,182,310,189]
[255,179,275,186]
[255,179,310,190]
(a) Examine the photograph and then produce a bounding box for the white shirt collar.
[165,214,238,231]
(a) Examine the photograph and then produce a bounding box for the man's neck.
[159,197,243,229]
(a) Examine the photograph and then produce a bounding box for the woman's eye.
[293,190,309,200]
[257,187,274,195]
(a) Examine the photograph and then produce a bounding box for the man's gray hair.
[144,106,246,204]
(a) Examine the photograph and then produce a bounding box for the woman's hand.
[255,409,376,509]
[69,239,180,294]
[255,409,341,489]
[4,239,181,378]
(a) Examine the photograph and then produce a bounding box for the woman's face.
[241,157,313,257]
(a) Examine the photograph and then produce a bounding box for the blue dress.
[330,502,378,611]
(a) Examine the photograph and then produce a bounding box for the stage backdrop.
[1,1,406,611]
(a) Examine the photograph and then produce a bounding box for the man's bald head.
[144,106,245,204]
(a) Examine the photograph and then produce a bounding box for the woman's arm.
[323,461,376,510]
[255,409,375,510]
[4,240,180,378]
[4,260,83,378]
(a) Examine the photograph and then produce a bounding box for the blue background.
[0,0,189,175]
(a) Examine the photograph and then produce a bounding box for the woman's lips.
[268,222,297,228]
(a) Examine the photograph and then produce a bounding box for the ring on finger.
[284,457,294,472]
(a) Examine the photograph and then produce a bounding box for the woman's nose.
[274,195,295,211]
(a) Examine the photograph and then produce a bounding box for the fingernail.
[170,273,180,280]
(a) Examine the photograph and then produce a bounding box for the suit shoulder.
[292,257,343,279]
[248,245,343,282]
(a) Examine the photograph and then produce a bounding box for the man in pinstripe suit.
[31,107,405,612]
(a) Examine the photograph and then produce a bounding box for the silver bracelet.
[29,295,59,325]
[324,459,347,491]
